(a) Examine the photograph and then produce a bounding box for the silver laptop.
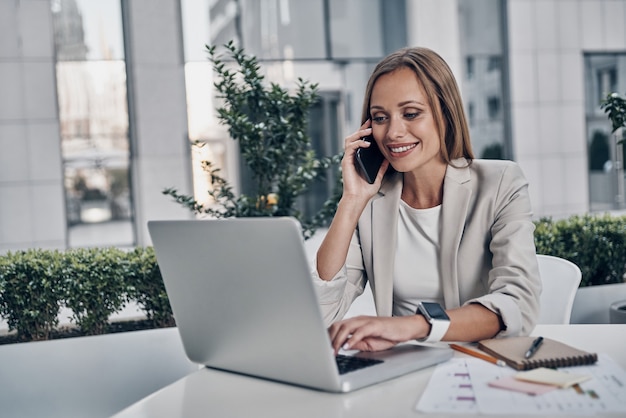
[147,217,453,393]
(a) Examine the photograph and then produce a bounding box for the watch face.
[421,302,450,320]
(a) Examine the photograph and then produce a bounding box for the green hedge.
[0,249,65,341]
[0,247,173,342]
[1,213,625,342]
[534,214,626,287]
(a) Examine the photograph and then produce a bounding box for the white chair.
[537,254,582,324]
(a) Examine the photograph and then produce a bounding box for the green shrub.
[61,248,130,335]
[0,247,177,342]
[126,247,174,328]
[534,214,626,287]
[0,249,64,341]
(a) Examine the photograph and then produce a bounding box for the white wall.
[0,0,66,252]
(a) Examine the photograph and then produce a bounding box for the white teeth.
[389,143,417,153]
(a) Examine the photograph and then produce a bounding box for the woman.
[313,47,541,355]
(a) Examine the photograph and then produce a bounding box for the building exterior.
[1,0,625,252]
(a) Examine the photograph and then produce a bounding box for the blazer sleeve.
[311,230,368,326]
[464,162,541,337]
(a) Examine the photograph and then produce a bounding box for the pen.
[449,343,507,367]
[524,336,544,359]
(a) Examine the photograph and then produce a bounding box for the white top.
[392,200,443,316]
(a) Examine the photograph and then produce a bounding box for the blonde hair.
[361,47,474,163]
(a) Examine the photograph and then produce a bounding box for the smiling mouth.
[389,143,418,153]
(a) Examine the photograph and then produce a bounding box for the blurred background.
[1,0,625,252]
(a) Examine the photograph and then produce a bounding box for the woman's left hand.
[328,315,429,355]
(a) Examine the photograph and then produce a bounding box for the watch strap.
[420,317,450,343]
[416,302,451,343]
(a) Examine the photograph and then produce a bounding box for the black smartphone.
[355,136,385,184]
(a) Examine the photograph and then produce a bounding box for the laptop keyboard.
[335,354,384,375]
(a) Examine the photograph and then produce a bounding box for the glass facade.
[51,0,134,247]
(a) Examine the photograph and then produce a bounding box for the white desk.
[113,325,626,418]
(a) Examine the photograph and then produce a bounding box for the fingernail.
[342,342,350,350]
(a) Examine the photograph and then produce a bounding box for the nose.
[387,115,407,140]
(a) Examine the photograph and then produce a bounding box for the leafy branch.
[163,41,341,238]
[601,92,626,143]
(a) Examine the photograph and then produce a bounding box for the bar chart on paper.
[416,354,626,415]
[415,358,480,414]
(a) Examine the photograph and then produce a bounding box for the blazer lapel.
[371,174,402,317]
[440,159,472,308]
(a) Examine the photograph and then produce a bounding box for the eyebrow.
[370,100,426,110]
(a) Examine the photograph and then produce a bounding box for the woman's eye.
[404,112,419,119]
[372,116,387,123]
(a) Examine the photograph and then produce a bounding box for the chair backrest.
[537,254,582,324]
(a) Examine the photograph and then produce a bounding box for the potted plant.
[163,41,341,239]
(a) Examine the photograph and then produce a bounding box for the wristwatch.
[416,302,450,343]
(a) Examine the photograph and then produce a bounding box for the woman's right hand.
[341,120,389,203]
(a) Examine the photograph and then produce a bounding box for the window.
[585,53,626,211]
[52,0,134,247]
[487,55,501,72]
[298,92,342,220]
[458,0,509,160]
[466,56,474,80]
[597,67,618,104]
[487,96,501,120]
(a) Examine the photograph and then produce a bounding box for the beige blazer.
[315,158,541,337]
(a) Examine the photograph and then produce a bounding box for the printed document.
[416,354,626,415]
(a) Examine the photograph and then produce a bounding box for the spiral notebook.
[477,337,598,371]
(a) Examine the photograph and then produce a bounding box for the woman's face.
[369,67,445,176]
